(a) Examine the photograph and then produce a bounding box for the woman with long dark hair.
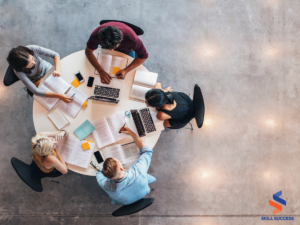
[6,45,72,103]
[145,83,194,128]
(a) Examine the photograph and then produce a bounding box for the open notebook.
[130,70,158,102]
[101,142,140,165]
[48,108,69,130]
[92,111,130,149]
[58,86,89,118]
[33,75,71,111]
[56,135,95,169]
[94,53,128,77]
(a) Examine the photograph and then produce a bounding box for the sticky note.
[71,79,80,88]
[81,142,90,151]
[112,67,120,74]
[82,101,88,107]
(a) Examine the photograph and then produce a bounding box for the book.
[94,53,128,77]
[58,86,89,118]
[101,142,140,165]
[47,108,69,130]
[56,135,95,169]
[33,74,71,111]
[130,70,158,102]
[92,111,130,149]
[74,119,96,141]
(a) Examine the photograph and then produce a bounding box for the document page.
[103,144,127,164]
[59,87,88,118]
[71,141,95,168]
[110,56,126,77]
[48,108,69,130]
[33,84,60,111]
[92,118,115,148]
[122,142,140,164]
[56,135,78,163]
[98,54,113,74]
[130,84,150,101]
[44,74,71,94]
[133,70,158,88]
[106,111,128,142]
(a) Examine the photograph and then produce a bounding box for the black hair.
[6,46,35,74]
[99,26,122,49]
[145,89,175,108]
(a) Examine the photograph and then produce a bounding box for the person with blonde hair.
[32,131,68,174]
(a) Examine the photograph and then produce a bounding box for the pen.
[70,93,76,98]
[120,123,126,133]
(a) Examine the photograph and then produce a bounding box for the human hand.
[116,69,128,80]
[60,94,73,103]
[53,70,61,77]
[119,127,134,136]
[164,86,172,92]
[55,131,65,141]
[99,70,112,84]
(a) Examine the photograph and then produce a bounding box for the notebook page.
[106,111,128,142]
[103,144,127,164]
[130,84,150,101]
[133,70,158,88]
[48,108,69,130]
[92,118,115,148]
[58,87,88,118]
[99,54,113,74]
[110,56,126,77]
[70,141,95,168]
[56,135,78,163]
[121,142,140,164]
[33,84,60,111]
[44,74,71,94]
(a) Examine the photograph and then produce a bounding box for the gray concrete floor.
[1,0,300,224]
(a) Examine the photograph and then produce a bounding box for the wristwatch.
[61,130,68,136]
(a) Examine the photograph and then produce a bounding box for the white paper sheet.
[33,85,60,111]
[133,70,158,88]
[110,56,124,76]
[56,135,78,163]
[71,141,95,168]
[92,118,115,148]
[106,111,128,142]
[99,54,113,74]
[48,108,69,130]
[103,144,127,164]
[44,74,71,94]
[122,142,140,164]
[130,84,150,101]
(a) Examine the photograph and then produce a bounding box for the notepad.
[71,78,81,88]
[74,120,96,141]
[81,142,90,151]
[48,108,69,130]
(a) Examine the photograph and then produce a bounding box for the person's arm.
[157,111,171,120]
[44,152,68,174]
[154,82,172,92]
[133,146,153,175]
[38,130,68,141]
[96,171,110,190]
[53,56,61,77]
[119,127,145,149]
[85,46,112,84]
[116,57,146,79]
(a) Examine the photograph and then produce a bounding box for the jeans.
[122,50,136,59]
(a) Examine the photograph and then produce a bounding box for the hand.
[99,70,112,84]
[55,131,65,141]
[119,127,134,136]
[60,94,73,103]
[53,70,61,77]
[164,86,172,92]
[116,69,128,80]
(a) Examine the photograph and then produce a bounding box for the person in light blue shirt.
[96,127,156,205]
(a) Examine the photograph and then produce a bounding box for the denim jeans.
[122,50,136,59]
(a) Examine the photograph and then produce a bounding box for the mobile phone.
[87,77,94,87]
[94,151,104,163]
[75,72,85,83]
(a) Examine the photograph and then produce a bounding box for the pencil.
[120,123,126,133]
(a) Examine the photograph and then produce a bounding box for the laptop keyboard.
[131,110,146,137]
[140,108,156,133]
[94,85,120,99]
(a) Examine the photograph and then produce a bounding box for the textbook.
[92,111,130,149]
[101,142,140,165]
[130,70,158,102]
[56,135,95,169]
[58,86,89,118]
[47,108,69,130]
[94,53,128,77]
[33,74,71,111]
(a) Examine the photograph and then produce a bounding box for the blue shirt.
[96,146,153,205]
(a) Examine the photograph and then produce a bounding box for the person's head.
[145,89,175,108]
[99,26,122,50]
[102,157,125,180]
[31,134,57,156]
[7,46,36,74]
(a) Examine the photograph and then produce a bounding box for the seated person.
[31,131,68,174]
[85,21,148,84]
[145,83,194,128]
[6,45,73,103]
[96,127,156,205]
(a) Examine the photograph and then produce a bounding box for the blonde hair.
[31,134,53,156]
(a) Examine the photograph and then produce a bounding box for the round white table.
[32,48,161,176]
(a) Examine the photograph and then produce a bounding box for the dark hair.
[99,26,122,49]
[102,158,118,179]
[145,89,175,108]
[6,46,34,74]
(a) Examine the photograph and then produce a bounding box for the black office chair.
[100,20,144,36]
[112,198,154,217]
[3,66,33,97]
[11,157,62,192]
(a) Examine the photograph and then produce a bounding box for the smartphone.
[87,77,94,87]
[94,151,104,163]
[75,72,85,83]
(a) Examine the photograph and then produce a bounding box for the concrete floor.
[1,0,300,224]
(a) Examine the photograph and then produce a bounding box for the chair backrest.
[112,198,154,217]
[3,66,19,86]
[100,20,144,36]
[193,84,205,128]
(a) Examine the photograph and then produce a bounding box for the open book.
[92,111,130,149]
[48,108,69,130]
[33,74,71,111]
[58,86,89,118]
[101,142,140,165]
[56,135,95,169]
[130,70,158,102]
[94,53,128,77]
